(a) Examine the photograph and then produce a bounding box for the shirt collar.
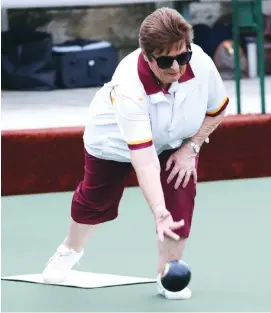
[137,51,195,96]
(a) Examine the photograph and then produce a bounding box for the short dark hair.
[139,7,194,57]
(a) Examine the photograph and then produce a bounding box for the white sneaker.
[156,273,192,300]
[42,244,84,283]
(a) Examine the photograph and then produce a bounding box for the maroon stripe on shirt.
[128,140,153,150]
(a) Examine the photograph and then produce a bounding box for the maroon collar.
[137,52,195,95]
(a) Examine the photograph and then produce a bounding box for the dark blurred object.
[193,24,213,56]
[193,23,233,57]
[52,39,118,89]
[213,40,248,79]
[194,13,271,77]
[193,23,246,80]
[1,30,56,90]
[215,13,271,75]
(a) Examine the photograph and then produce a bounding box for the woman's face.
[146,44,189,86]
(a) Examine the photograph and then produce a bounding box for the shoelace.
[46,250,71,265]
[46,250,81,267]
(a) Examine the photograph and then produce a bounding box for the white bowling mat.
[1,270,156,288]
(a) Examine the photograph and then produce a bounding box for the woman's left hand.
[166,144,197,189]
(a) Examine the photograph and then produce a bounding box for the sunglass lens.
[156,51,192,69]
[157,57,173,69]
[177,52,192,65]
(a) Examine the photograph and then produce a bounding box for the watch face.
[186,141,199,153]
[192,143,200,153]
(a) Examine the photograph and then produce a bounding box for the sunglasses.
[151,51,192,69]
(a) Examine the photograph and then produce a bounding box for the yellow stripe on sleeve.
[127,137,152,145]
[207,97,229,116]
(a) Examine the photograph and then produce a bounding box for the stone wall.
[7,4,156,60]
[6,1,271,60]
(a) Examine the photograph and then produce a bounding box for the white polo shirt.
[83,43,229,162]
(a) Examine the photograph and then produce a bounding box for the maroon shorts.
[71,148,198,238]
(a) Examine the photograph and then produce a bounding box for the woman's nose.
[171,60,179,71]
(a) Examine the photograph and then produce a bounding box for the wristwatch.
[185,140,200,154]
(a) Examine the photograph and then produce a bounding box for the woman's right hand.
[154,208,185,242]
